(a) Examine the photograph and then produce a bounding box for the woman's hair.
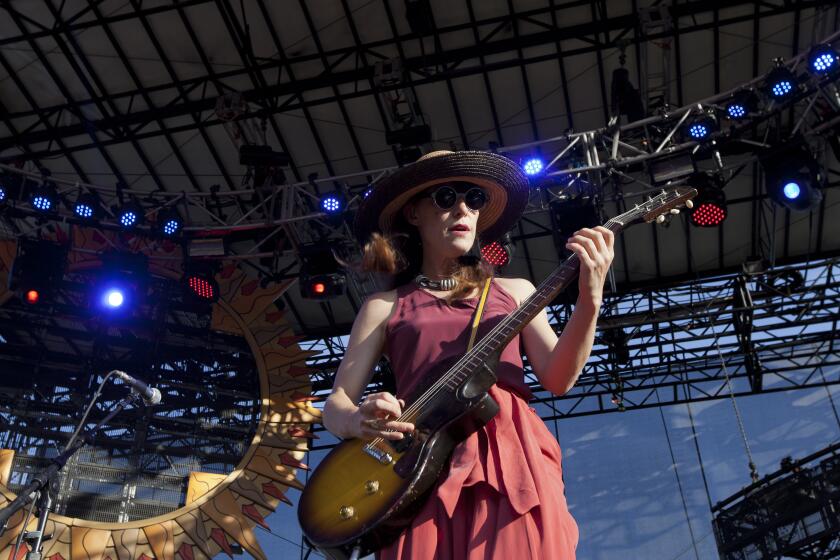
[361,213,493,301]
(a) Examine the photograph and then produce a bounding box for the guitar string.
[394,216,627,420]
[365,209,648,449]
[365,217,622,450]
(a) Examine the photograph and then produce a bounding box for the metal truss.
[713,442,840,559]
[303,254,840,443]
[1,9,839,240]
[0,273,261,522]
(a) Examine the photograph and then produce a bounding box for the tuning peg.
[656,214,667,224]
[685,200,694,209]
[670,209,680,215]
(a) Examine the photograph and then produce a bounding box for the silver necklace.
[415,274,456,291]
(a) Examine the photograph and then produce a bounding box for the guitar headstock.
[613,187,698,227]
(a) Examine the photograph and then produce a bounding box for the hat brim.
[354,151,529,244]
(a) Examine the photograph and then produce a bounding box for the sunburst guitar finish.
[298,354,500,559]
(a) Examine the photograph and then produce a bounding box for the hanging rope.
[658,406,701,560]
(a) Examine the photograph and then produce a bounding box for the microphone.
[110,370,162,405]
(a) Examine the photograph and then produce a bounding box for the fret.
[410,187,693,410]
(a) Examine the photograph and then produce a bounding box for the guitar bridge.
[362,444,393,464]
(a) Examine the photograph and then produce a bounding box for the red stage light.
[481,241,510,267]
[25,289,39,304]
[690,202,727,227]
[188,275,217,301]
[312,282,326,295]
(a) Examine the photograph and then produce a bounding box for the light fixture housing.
[29,181,58,212]
[116,201,144,229]
[764,65,797,99]
[808,44,839,75]
[761,144,823,212]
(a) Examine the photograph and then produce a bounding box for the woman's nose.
[453,199,471,216]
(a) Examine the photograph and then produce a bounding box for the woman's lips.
[448,225,471,236]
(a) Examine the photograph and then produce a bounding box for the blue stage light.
[321,195,342,213]
[771,80,792,97]
[727,104,746,119]
[120,211,137,227]
[688,123,708,139]
[32,195,52,211]
[809,44,838,74]
[163,219,179,235]
[0,186,7,202]
[363,188,373,199]
[813,53,835,72]
[783,181,801,200]
[765,65,797,99]
[523,158,544,176]
[104,288,125,308]
[75,203,94,218]
[73,192,99,220]
[30,182,57,212]
[155,207,183,236]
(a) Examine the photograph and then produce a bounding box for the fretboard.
[441,218,624,391]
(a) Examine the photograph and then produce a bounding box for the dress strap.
[466,276,493,351]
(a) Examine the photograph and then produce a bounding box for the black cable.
[658,405,701,560]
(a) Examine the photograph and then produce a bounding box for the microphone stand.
[0,391,141,558]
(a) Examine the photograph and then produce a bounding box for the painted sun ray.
[202,490,267,560]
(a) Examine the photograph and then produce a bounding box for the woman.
[322,150,614,559]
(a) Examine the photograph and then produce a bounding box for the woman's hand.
[566,226,615,308]
[349,391,415,441]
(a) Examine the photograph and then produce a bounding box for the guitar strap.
[466,276,493,352]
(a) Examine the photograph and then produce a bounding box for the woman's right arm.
[322,290,415,441]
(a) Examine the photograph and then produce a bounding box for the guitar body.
[298,353,501,559]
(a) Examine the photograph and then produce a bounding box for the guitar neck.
[455,219,625,379]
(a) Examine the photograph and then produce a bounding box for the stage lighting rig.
[73,191,101,220]
[183,262,220,303]
[156,206,183,236]
[93,252,149,315]
[9,239,68,305]
[688,173,728,227]
[29,181,58,212]
[116,200,144,229]
[765,63,798,99]
[0,172,22,204]
[298,243,346,300]
[522,157,545,176]
[683,112,718,141]
[725,90,759,120]
[761,144,823,212]
[808,44,838,75]
[481,234,514,268]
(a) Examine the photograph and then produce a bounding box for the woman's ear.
[403,201,420,226]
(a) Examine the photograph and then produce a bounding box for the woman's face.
[403,184,484,259]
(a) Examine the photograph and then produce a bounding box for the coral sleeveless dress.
[378,281,578,559]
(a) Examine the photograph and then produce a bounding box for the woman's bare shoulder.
[494,276,536,304]
[358,289,399,322]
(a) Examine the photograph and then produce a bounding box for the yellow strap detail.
[467,277,493,351]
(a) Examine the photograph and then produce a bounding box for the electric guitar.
[298,188,697,559]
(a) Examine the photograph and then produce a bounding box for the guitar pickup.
[387,433,414,453]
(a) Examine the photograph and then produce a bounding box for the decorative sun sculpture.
[0,229,318,560]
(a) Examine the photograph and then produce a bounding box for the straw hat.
[354,150,529,243]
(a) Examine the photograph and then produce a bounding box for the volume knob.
[365,480,380,494]
[339,506,354,520]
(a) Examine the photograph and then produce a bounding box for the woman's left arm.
[502,226,615,395]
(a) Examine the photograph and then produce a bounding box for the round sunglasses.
[425,184,488,211]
